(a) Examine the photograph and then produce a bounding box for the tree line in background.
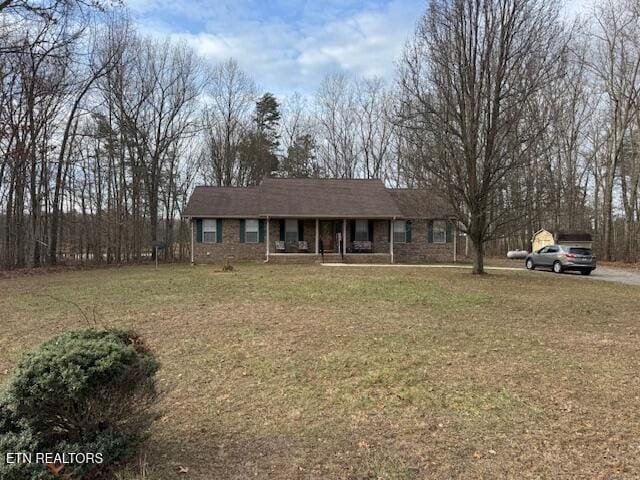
[1,0,639,271]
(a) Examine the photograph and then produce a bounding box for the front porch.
[267,252,392,264]
[265,218,394,263]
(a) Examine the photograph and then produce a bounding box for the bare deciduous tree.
[201,59,256,187]
[589,0,640,261]
[315,73,359,178]
[354,77,395,180]
[398,0,568,274]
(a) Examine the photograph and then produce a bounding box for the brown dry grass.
[1,263,639,479]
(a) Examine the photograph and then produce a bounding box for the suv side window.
[547,246,559,253]
[538,247,549,254]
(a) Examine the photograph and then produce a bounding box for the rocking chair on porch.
[275,241,286,252]
[352,240,372,253]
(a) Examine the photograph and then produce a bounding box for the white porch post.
[190,219,194,264]
[315,218,319,254]
[453,220,457,263]
[266,217,270,262]
[342,219,347,257]
[390,219,394,264]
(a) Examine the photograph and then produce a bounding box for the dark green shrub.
[0,399,41,479]
[0,329,159,479]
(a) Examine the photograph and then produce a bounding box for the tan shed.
[531,229,554,253]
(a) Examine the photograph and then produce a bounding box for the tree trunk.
[601,169,615,261]
[471,238,485,275]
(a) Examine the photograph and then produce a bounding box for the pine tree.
[243,92,281,184]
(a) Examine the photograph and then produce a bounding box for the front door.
[319,221,336,253]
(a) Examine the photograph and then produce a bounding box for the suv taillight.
[565,253,576,258]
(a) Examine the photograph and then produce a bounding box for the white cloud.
[130,0,600,98]
[130,0,423,95]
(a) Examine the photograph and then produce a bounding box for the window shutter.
[446,220,453,243]
[427,220,434,243]
[279,220,285,241]
[406,221,412,243]
[368,220,374,242]
[216,219,223,243]
[388,221,391,242]
[196,219,203,243]
[239,219,245,243]
[350,220,356,242]
[298,220,304,241]
[258,220,265,243]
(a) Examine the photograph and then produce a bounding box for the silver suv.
[525,245,596,275]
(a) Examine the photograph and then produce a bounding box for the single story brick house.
[183,177,458,264]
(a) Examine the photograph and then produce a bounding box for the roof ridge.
[193,185,259,189]
[261,177,384,182]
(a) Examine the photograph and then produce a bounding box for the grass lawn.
[1,264,639,479]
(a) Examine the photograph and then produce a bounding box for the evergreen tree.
[242,92,281,184]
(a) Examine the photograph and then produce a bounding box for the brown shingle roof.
[387,189,455,219]
[183,178,452,219]
[259,178,401,218]
[183,186,262,217]
[555,231,593,242]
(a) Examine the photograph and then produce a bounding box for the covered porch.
[264,218,396,263]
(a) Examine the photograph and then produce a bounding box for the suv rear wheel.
[553,261,563,274]
[580,269,593,276]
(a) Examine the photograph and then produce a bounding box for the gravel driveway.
[487,260,640,287]
[501,262,640,287]
[324,262,640,287]
[558,266,640,287]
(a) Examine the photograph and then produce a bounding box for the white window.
[285,219,298,243]
[432,220,446,243]
[355,220,369,241]
[203,219,217,243]
[245,219,259,243]
[393,220,406,243]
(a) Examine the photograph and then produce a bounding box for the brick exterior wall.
[358,219,455,262]
[192,219,265,263]
[372,220,390,253]
[191,218,454,264]
[393,219,454,263]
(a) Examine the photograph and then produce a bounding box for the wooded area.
[1,0,639,270]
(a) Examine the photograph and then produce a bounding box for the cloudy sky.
[129,0,593,96]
